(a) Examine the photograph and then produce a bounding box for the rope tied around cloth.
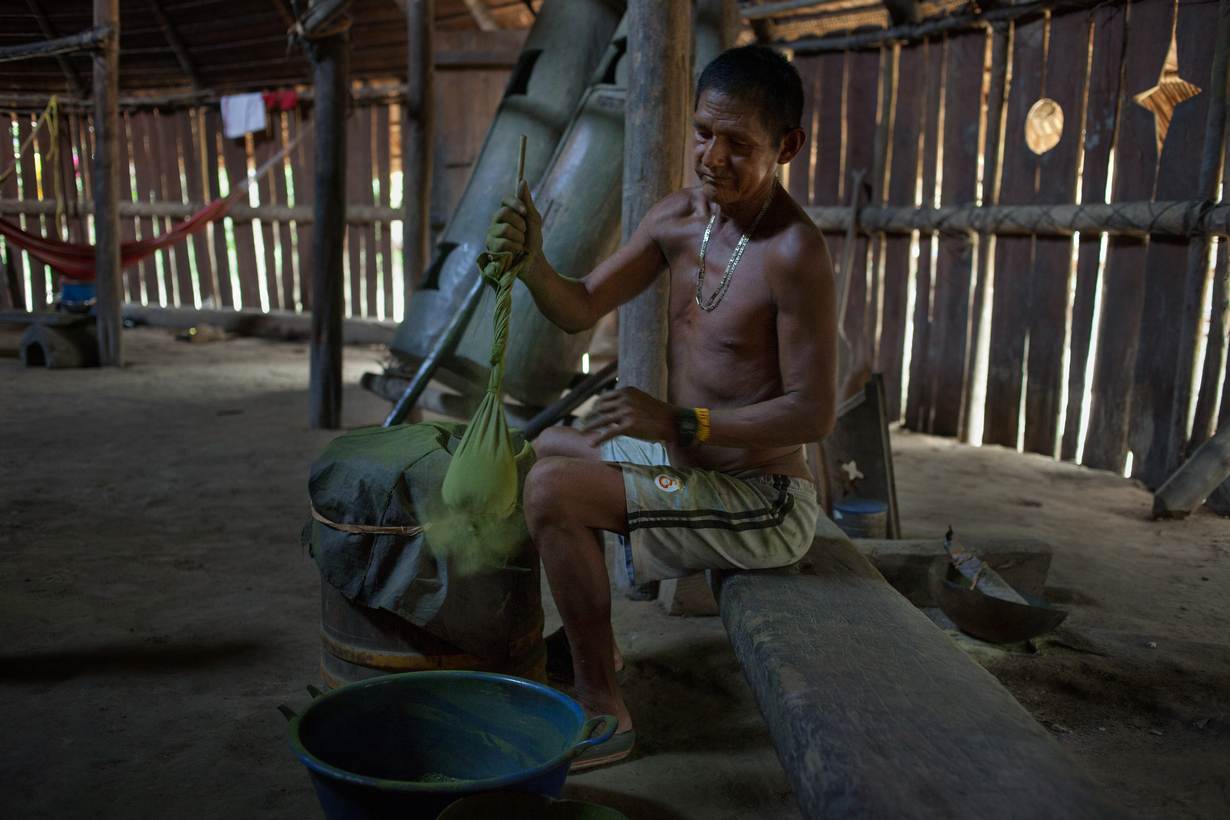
[311,505,427,537]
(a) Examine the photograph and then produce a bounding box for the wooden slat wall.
[1131,0,1220,488]
[1060,4,1126,462]
[1083,0,1173,473]
[789,0,1227,486]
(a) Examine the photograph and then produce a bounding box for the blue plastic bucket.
[832,497,889,538]
[283,671,616,820]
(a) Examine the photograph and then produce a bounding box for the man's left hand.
[579,387,677,446]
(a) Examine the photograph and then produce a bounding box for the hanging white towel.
[220,93,267,139]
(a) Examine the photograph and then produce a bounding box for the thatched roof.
[0,0,537,97]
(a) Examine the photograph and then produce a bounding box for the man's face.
[693,87,784,208]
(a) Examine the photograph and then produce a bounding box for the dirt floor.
[1,327,1227,819]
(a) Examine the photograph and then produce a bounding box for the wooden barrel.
[319,582,547,689]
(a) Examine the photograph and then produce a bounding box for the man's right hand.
[486,179,543,270]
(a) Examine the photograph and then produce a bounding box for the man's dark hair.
[695,45,805,139]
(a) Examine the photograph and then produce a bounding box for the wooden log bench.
[716,535,1124,819]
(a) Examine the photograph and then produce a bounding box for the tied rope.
[311,505,427,537]
[0,96,65,235]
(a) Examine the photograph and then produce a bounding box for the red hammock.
[0,197,234,282]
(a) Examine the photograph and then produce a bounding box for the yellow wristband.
[695,407,711,444]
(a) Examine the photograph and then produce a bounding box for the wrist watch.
[674,407,698,447]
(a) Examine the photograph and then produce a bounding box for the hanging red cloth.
[0,198,234,282]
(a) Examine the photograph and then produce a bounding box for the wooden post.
[308,5,349,429]
[619,0,691,399]
[403,0,434,298]
[93,0,121,366]
[694,0,739,80]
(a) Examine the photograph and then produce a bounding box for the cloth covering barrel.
[304,421,544,684]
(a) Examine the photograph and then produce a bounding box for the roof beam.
[144,0,205,90]
[0,25,110,65]
[24,0,86,96]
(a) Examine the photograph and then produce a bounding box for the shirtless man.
[486,45,838,768]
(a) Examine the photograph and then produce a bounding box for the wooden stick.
[805,201,1230,239]
[786,0,1104,53]
[515,133,527,192]
[0,25,110,64]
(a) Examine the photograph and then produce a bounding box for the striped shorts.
[600,436,822,586]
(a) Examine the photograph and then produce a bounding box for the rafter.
[145,0,206,90]
[24,0,85,96]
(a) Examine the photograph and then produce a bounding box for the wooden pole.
[308,4,350,429]
[619,0,691,399]
[0,25,110,64]
[695,0,739,79]
[403,0,434,298]
[92,0,121,366]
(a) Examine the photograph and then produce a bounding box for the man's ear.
[777,127,806,165]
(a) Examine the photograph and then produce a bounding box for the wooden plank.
[985,16,1043,449]
[61,111,84,244]
[202,108,235,308]
[345,106,364,317]
[290,107,313,311]
[866,46,894,375]
[1083,0,1174,472]
[925,30,984,437]
[18,113,49,308]
[1022,12,1089,456]
[253,130,282,312]
[359,107,378,319]
[879,43,922,421]
[0,111,19,310]
[904,37,943,432]
[717,537,1127,820]
[840,48,879,365]
[117,112,140,303]
[54,108,78,244]
[159,110,192,307]
[130,112,163,305]
[220,130,260,311]
[1061,5,1126,461]
[375,104,393,320]
[961,23,1009,442]
[787,55,818,205]
[812,50,845,205]
[1133,0,1221,487]
[272,111,298,312]
[180,108,215,307]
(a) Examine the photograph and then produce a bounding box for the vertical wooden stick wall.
[93,0,121,366]
[793,0,1228,487]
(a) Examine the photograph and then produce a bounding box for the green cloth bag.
[440,246,527,520]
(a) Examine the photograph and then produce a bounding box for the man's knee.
[523,456,626,535]
[523,456,575,530]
